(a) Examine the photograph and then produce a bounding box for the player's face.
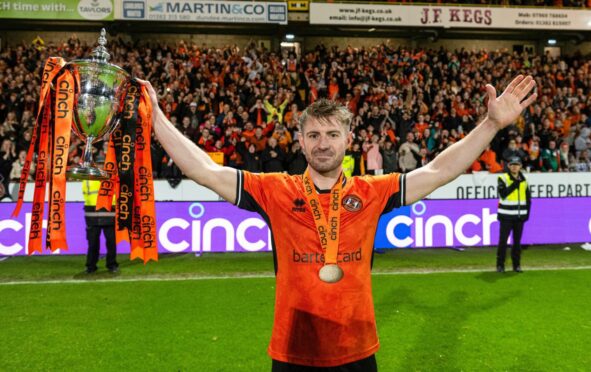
[299,116,351,174]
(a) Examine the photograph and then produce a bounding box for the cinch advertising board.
[1,198,588,256]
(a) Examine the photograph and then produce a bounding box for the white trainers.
[581,243,591,251]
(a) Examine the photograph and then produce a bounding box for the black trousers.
[85,224,118,270]
[272,355,377,372]
[497,220,524,269]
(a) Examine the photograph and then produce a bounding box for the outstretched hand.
[486,75,537,131]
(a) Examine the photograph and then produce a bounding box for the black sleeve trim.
[381,173,406,215]
[234,170,243,206]
[400,173,406,207]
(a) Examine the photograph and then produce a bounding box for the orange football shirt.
[236,170,405,367]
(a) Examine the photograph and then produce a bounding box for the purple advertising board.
[0,198,589,256]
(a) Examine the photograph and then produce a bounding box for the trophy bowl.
[65,29,130,180]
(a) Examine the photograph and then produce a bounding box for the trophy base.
[67,166,109,181]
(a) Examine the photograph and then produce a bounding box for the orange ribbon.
[47,70,74,251]
[13,57,64,218]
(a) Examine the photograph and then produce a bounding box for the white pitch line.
[1,265,590,286]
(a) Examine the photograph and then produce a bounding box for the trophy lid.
[90,28,111,63]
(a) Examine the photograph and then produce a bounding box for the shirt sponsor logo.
[292,248,362,264]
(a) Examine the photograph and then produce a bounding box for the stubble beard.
[305,150,345,174]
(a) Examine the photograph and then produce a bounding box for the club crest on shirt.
[342,195,363,212]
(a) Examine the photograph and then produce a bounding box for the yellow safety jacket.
[342,155,354,178]
[497,173,530,221]
[82,181,116,225]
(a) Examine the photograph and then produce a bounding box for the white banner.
[5,172,589,202]
[428,172,591,199]
[117,0,288,24]
[310,3,591,31]
[4,180,222,203]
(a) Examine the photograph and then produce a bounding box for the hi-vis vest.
[82,180,115,207]
[498,173,528,219]
[342,155,354,178]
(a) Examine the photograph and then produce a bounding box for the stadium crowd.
[1,35,591,195]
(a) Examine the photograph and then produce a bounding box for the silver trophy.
[65,29,130,180]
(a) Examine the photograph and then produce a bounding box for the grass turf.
[1,246,590,371]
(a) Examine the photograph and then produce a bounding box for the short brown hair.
[299,99,352,133]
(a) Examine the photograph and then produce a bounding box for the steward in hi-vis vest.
[82,179,118,274]
[496,156,531,273]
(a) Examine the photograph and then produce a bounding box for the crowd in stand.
[1,34,591,196]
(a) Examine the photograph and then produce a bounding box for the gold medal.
[318,264,344,283]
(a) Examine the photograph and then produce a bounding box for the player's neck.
[308,167,342,190]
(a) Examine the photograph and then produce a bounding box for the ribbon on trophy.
[13,36,158,263]
[98,80,158,262]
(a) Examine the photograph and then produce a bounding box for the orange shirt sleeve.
[235,170,289,214]
[358,173,405,215]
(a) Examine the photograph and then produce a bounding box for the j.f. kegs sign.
[310,3,591,31]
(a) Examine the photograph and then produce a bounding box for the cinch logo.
[141,215,156,249]
[118,184,132,221]
[34,151,47,189]
[29,203,43,240]
[136,124,146,151]
[120,134,133,171]
[56,80,72,119]
[138,166,151,202]
[292,198,306,213]
[42,59,59,87]
[53,136,68,176]
[158,203,271,253]
[123,84,139,120]
[385,201,498,248]
[50,190,64,231]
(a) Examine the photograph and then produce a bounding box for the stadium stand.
[1,32,591,193]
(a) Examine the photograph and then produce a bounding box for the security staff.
[82,179,118,273]
[496,156,531,273]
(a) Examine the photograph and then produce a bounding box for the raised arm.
[139,79,238,204]
[405,75,537,205]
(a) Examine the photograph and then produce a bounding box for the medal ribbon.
[302,168,343,265]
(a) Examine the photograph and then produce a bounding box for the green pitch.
[1,247,590,371]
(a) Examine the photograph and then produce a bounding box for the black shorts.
[271,355,377,372]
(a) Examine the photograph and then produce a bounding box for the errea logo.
[292,198,307,213]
